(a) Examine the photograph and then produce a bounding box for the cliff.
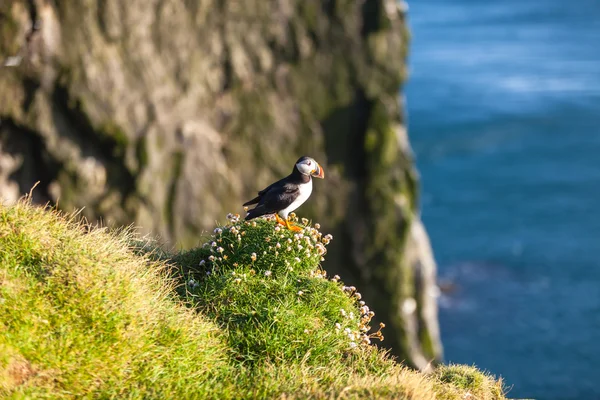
[0,200,506,399]
[0,0,440,367]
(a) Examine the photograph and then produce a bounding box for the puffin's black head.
[295,156,325,179]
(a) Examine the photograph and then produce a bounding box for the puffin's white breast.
[278,179,312,219]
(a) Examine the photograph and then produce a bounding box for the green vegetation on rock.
[0,200,506,399]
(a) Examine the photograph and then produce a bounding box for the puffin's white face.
[295,157,325,179]
[296,158,314,175]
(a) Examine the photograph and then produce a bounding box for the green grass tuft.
[0,201,231,398]
[1,201,508,399]
[173,213,383,368]
[433,365,506,400]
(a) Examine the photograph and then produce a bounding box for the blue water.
[405,0,600,398]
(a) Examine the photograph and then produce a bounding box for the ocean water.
[405,0,600,399]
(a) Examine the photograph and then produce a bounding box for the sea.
[405,0,600,398]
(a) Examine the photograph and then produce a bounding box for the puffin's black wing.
[242,176,288,207]
[242,195,261,207]
[245,182,299,220]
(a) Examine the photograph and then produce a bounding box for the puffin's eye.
[306,161,311,166]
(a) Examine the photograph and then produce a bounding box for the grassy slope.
[0,200,506,399]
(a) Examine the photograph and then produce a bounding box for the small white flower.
[294,257,301,263]
[276,242,281,249]
[349,342,357,349]
[211,241,217,247]
[251,253,257,262]
[297,244,303,250]
[264,270,272,277]
[227,213,240,223]
[297,290,304,296]
[355,292,362,300]
[335,323,341,330]
[199,260,206,266]
[208,255,215,261]
[304,329,309,334]
[287,246,292,252]
[217,247,224,253]
[344,328,352,334]
[234,278,242,284]
[340,309,347,316]
[315,243,326,255]
[214,228,223,234]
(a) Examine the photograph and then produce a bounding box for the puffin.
[243,156,324,231]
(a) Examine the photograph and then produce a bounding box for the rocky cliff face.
[0,0,441,368]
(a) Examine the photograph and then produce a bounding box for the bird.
[243,156,325,231]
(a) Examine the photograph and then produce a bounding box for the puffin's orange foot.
[274,214,287,226]
[285,218,303,232]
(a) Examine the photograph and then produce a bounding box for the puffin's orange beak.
[312,163,325,179]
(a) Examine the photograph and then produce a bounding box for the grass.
[0,199,507,399]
